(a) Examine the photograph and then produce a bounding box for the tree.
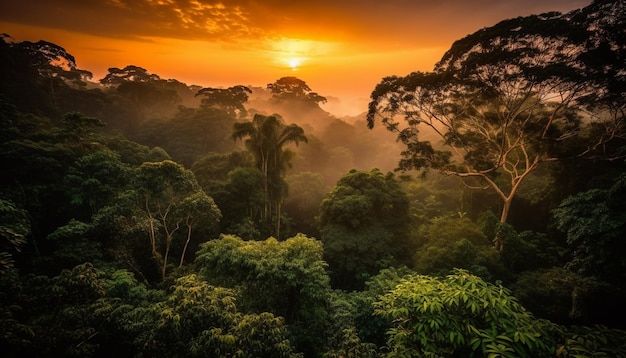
[318,169,413,290]
[284,172,327,236]
[552,171,626,285]
[195,85,252,118]
[100,65,181,130]
[133,160,221,280]
[57,112,105,155]
[5,263,109,356]
[139,274,300,358]
[221,167,266,238]
[11,40,93,111]
[268,76,327,105]
[99,65,160,86]
[367,6,626,250]
[232,114,307,238]
[413,216,500,279]
[191,151,253,193]
[139,106,240,167]
[63,150,130,217]
[195,234,331,356]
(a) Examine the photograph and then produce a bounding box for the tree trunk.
[180,219,192,267]
[162,235,171,280]
[494,196,513,252]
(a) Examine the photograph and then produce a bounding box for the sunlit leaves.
[374,269,559,357]
[195,234,329,319]
[195,234,330,354]
[133,274,300,358]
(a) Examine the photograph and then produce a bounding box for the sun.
[286,57,303,70]
[267,38,320,71]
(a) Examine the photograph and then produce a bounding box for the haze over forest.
[1,0,626,357]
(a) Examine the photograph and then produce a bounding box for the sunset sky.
[1,0,590,115]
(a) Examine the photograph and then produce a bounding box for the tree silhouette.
[195,85,251,118]
[267,76,327,105]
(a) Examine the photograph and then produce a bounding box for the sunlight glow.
[266,37,337,71]
[286,57,303,70]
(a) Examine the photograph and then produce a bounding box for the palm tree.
[232,114,307,237]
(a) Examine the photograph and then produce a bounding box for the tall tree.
[232,114,307,238]
[367,5,626,250]
[133,160,221,280]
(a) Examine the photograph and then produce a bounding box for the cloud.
[1,0,590,46]
[0,0,263,41]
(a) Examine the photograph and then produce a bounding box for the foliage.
[354,267,414,346]
[133,160,221,280]
[318,169,414,289]
[63,149,130,216]
[0,199,30,274]
[0,37,95,114]
[232,113,307,238]
[413,216,500,279]
[322,328,381,358]
[283,171,328,236]
[558,324,626,358]
[0,269,34,353]
[17,263,108,357]
[500,228,565,275]
[139,106,239,167]
[268,76,327,105]
[510,268,626,326]
[220,168,266,238]
[2,265,302,357]
[552,172,626,285]
[44,219,104,271]
[195,234,331,356]
[374,269,560,357]
[191,151,253,194]
[402,173,465,226]
[195,85,251,118]
[99,65,182,133]
[0,5,625,356]
[141,274,300,358]
[366,4,626,234]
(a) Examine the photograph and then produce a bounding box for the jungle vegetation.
[1,1,626,357]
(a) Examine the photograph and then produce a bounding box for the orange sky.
[1,0,590,115]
